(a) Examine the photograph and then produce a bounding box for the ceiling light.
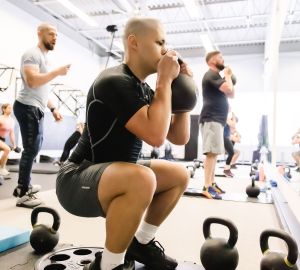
[183,0,200,19]
[56,0,98,27]
[200,34,215,52]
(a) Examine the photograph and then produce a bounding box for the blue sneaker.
[270,180,277,187]
[212,182,226,194]
[207,186,222,200]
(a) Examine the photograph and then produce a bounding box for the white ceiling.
[10,0,300,58]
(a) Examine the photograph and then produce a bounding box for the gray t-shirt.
[17,47,50,111]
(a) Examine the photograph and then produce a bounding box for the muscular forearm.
[27,69,59,89]
[227,88,235,98]
[225,74,234,98]
[167,113,190,145]
[147,79,172,144]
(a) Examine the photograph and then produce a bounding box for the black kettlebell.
[150,147,160,159]
[171,58,198,113]
[260,229,298,270]
[30,206,60,254]
[9,145,21,153]
[193,159,202,169]
[200,217,239,270]
[231,74,237,86]
[246,177,260,198]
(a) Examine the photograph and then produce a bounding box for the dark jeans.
[60,131,81,162]
[13,100,44,193]
[224,136,234,165]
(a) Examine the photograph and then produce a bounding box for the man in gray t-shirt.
[13,23,70,208]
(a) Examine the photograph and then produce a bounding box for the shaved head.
[37,22,56,33]
[123,17,162,51]
[37,22,57,51]
[122,17,167,76]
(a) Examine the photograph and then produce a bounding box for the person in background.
[292,128,300,172]
[230,130,241,169]
[56,122,84,165]
[13,22,70,208]
[223,122,235,177]
[199,51,235,199]
[223,111,240,176]
[0,103,17,176]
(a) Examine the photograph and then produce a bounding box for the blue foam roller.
[0,226,30,253]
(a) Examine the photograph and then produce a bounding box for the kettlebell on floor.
[30,206,60,254]
[246,176,260,198]
[260,229,298,270]
[200,216,239,270]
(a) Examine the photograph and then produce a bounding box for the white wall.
[144,52,300,161]
[1,0,299,161]
[0,0,106,114]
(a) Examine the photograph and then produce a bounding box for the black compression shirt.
[199,69,229,126]
[69,64,154,164]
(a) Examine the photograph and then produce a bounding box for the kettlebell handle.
[31,206,60,232]
[260,229,298,265]
[203,217,238,248]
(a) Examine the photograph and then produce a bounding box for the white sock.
[100,247,125,270]
[135,221,158,244]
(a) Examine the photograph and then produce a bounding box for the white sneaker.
[28,184,41,194]
[16,194,43,208]
[0,168,10,176]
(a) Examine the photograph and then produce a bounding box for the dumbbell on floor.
[186,165,196,178]
[193,159,202,169]
[150,147,160,159]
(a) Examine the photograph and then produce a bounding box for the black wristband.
[50,107,56,113]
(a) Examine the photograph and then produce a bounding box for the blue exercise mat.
[0,226,30,253]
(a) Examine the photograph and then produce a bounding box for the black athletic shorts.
[56,159,151,218]
[0,137,5,142]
